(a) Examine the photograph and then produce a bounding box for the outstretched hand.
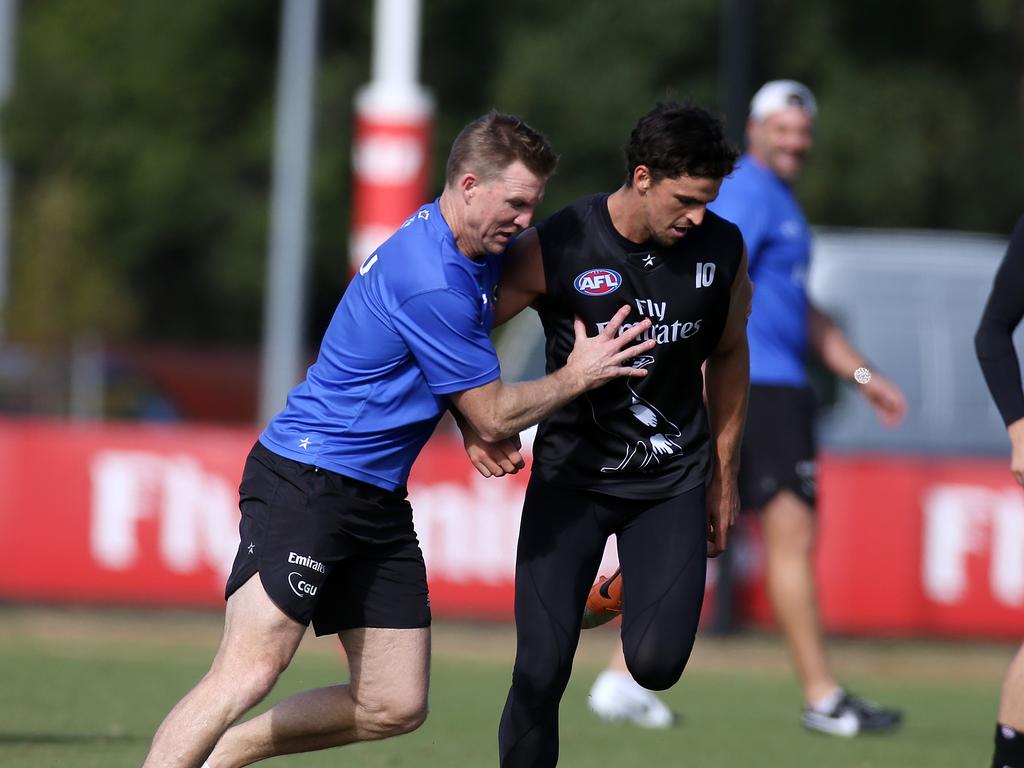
[565,305,656,393]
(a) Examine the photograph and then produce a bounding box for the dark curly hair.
[624,101,738,186]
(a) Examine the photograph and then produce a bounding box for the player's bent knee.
[371,704,427,738]
[625,646,691,691]
[357,698,428,740]
[393,702,429,735]
[629,661,686,692]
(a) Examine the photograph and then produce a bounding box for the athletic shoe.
[582,568,622,629]
[587,670,679,728]
[801,690,903,737]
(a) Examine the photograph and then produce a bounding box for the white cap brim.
[749,80,817,121]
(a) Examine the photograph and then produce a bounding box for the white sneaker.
[801,690,902,737]
[587,670,679,729]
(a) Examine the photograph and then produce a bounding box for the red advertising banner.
[0,421,253,607]
[816,456,1024,639]
[1,419,1022,638]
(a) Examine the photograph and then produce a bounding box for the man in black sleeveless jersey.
[583,80,907,735]
[975,214,1024,768]
[466,102,751,767]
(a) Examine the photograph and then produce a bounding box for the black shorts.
[738,384,817,510]
[224,441,431,635]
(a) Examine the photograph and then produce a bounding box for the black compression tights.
[498,475,708,767]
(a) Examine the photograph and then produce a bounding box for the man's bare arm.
[703,247,752,554]
[495,227,546,327]
[455,226,549,469]
[808,302,869,381]
[808,302,907,427]
[706,249,751,477]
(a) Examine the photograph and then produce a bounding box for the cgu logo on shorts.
[288,571,318,598]
[574,268,622,296]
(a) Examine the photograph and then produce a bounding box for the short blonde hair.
[444,111,558,187]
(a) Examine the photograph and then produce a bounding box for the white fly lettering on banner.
[923,484,1024,606]
[90,451,239,577]
[411,474,524,584]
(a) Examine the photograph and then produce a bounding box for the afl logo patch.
[574,269,622,296]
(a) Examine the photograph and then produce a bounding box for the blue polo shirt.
[710,154,812,386]
[260,200,502,491]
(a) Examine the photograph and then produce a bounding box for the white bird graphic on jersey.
[587,355,683,472]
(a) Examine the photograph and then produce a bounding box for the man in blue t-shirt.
[709,80,908,736]
[143,112,657,768]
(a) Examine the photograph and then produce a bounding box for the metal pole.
[0,0,19,339]
[710,0,753,636]
[258,0,319,423]
[719,0,753,148]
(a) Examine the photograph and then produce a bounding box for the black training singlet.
[530,192,744,499]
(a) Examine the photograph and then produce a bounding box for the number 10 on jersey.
[695,262,716,288]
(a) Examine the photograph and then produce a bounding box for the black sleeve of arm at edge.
[975,214,1024,426]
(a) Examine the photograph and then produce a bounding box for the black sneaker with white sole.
[801,691,902,737]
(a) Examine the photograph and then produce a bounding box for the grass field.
[0,605,1013,767]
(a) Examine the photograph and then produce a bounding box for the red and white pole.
[349,0,434,273]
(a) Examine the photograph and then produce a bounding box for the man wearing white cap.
[709,79,907,735]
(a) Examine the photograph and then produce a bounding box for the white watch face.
[854,367,872,385]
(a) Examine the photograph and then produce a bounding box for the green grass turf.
[0,612,1005,767]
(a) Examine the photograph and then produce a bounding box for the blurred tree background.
[2,0,1022,351]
